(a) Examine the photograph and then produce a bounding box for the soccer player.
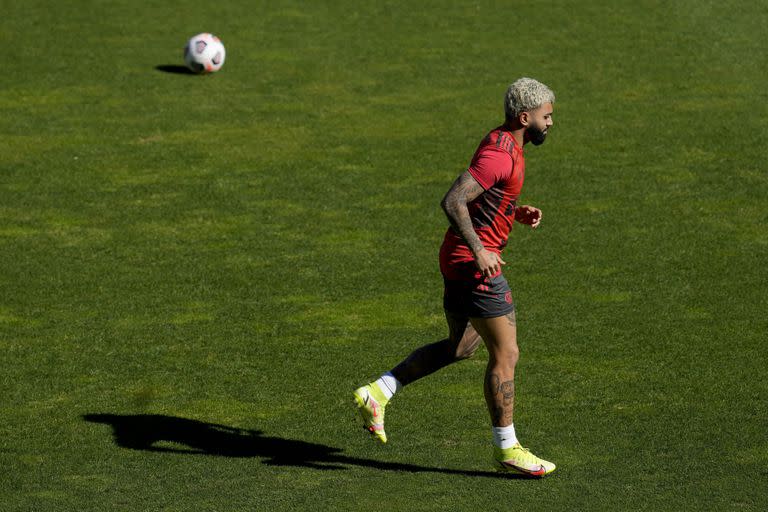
[353,77,556,477]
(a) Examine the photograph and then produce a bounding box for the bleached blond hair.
[504,77,555,121]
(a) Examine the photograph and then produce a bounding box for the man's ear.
[519,111,530,127]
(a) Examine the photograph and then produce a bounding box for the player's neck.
[502,120,527,147]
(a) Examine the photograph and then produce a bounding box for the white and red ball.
[184,33,226,73]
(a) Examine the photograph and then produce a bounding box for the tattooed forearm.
[441,172,486,255]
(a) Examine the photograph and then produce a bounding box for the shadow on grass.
[155,64,196,75]
[84,413,529,479]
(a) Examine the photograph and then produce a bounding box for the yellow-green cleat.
[494,443,556,477]
[353,383,388,444]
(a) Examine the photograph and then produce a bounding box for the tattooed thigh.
[505,310,516,328]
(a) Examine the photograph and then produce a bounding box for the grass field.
[2,1,767,510]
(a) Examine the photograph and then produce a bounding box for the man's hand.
[515,205,542,229]
[475,248,506,278]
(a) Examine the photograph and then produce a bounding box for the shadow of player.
[83,413,527,478]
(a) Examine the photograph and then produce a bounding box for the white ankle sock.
[492,424,518,449]
[375,372,402,400]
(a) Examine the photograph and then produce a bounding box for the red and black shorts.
[443,272,515,318]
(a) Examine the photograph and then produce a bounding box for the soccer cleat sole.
[495,460,556,478]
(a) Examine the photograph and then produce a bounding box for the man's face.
[524,102,554,146]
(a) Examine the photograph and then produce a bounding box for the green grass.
[2,1,767,510]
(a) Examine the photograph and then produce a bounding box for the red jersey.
[439,126,525,280]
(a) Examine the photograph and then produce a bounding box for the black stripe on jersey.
[495,132,515,154]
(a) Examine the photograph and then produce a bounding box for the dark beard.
[527,125,547,146]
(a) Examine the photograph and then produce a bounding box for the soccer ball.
[184,33,226,73]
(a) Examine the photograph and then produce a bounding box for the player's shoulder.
[479,126,517,155]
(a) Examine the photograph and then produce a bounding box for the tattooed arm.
[440,171,506,278]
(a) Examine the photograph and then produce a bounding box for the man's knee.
[502,348,520,367]
[489,344,519,367]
